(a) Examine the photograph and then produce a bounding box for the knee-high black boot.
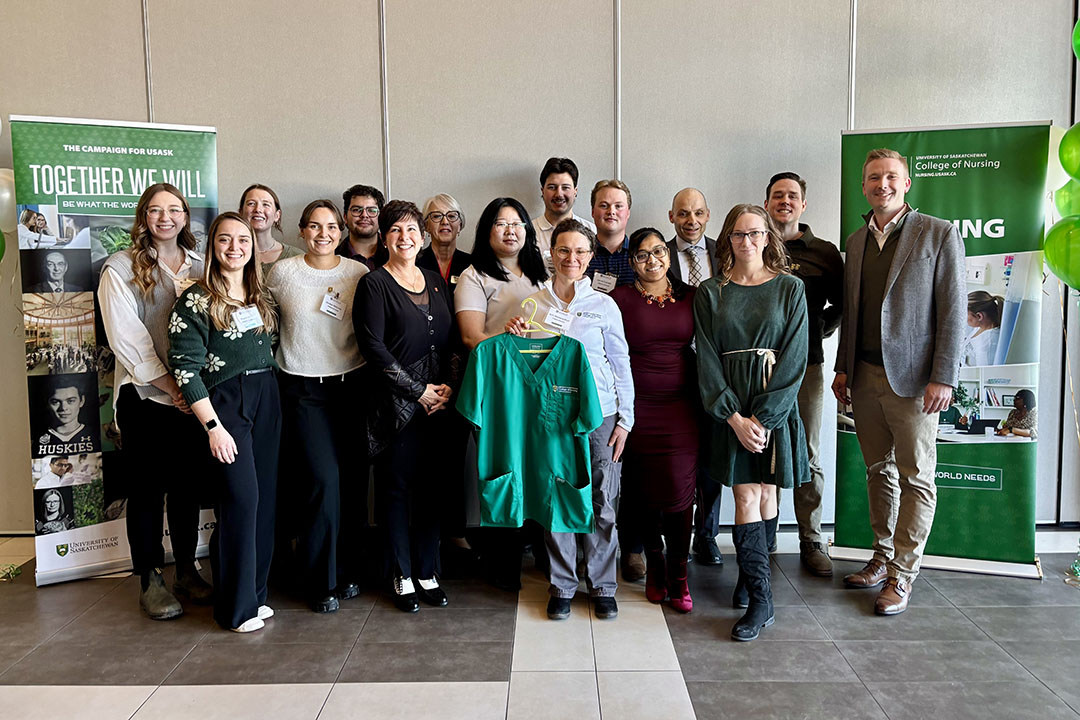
[731,521,774,641]
[732,515,776,609]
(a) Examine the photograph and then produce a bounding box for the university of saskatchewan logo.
[55,544,68,557]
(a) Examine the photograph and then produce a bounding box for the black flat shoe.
[312,595,339,613]
[418,585,448,607]
[393,576,420,613]
[336,583,361,601]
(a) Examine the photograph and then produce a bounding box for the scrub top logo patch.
[552,385,578,394]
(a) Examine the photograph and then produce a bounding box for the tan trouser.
[850,361,937,585]
[794,363,825,543]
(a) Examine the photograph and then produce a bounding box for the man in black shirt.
[765,172,843,577]
[339,184,386,271]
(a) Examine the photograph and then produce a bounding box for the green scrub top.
[457,333,604,532]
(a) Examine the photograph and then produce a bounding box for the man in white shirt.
[532,157,596,269]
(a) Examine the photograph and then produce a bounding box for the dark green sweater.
[167,284,277,405]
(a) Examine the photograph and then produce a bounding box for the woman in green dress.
[694,204,808,642]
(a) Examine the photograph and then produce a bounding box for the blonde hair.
[590,179,632,209]
[862,148,909,179]
[201,212,277,333]
[130,183,199,297]
[714,204,790,283]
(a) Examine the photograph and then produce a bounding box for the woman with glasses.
[265,199,368,614]
[418,194,473,554]
[610,228,697,613]
[99,183,213,621]
[354,200,454,612]
[239,183,302,270]
[506,218,634,621]
[694,204,808,642]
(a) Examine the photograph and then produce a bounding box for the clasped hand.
[419,383,452,414]
[728,412,767,453]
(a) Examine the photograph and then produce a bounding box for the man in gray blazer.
[831,148,965,615]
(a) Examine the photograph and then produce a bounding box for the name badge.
[544,308,574,332]
[450,275,460,285]
[231,306,264,332]
[320,288,345,320]
[592,272,617,293]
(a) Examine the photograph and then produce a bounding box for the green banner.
[835,123,1046,568]
[10,116,218,586]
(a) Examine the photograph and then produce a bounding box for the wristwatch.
[204,419,218,432]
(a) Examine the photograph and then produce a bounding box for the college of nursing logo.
[55,544,69,557]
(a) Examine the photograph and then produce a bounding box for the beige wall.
[0,0,1076,531]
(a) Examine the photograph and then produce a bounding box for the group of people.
[26,342,97,374]
[94,149,966,640]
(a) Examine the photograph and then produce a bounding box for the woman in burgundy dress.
[611,227,698,613]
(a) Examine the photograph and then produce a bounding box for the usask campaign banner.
[834,122,1047,576]
[10,116,218,586]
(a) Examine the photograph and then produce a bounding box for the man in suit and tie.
[29,251,79,293]
[664,188,725,566]
[832,148,965,615]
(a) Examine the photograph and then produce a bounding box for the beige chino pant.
[794,362,826,544]
[850,361,938,585]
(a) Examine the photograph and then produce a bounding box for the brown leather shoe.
[843,559,887,588]
[621,552,646,582]
[874,577,911,615]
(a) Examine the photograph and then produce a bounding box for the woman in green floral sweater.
[168,211,280,633]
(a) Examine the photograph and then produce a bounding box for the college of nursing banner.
[9,116,218,586]
[834,122,1048,576]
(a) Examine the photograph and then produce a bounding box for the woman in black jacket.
[353,200,454,612]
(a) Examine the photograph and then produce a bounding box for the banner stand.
[829,540,1043,580]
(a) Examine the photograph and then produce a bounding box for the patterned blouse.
[1001,407,1038,439]
[167,284,278,405]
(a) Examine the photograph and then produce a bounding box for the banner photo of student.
[834,122,1047,575]
[10,115,218,585]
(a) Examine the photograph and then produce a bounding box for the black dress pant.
[374,410,439,580]
[117,384,204,574]
[279,370,366,598]
[208,370,281,629]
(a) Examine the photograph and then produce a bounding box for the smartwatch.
[204,418,219,433]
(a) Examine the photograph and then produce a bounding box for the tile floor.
[0,538,1077,719]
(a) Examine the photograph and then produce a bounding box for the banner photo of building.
[9,116,218,586]
[834,122,1048,577]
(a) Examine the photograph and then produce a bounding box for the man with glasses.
[832,149,965,615]
[663,188,724,567]
[533,158,596,271]
[587,179,636,293]
[764,172,843,577]
[339,184,386,270]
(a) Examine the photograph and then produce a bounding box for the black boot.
[764,515,778,556]
[731,521,774,642]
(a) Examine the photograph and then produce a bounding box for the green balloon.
[1044,215,1080,288]
[1055,179,1080,217]
[0,227,5,264]
[1074,18,1080,61]
[1060,123,1080,181]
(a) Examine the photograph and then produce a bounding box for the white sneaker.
[418,578,440,590]
[394,576,415,595]
[257,604,274,620]
[230,617,265,633]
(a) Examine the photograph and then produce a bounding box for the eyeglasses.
[554,247,593,259]
[348,206,380,217]
[631,246,670,263]
[729,230,768,242]
[427,211,461,224]
[147,207,185,218]
[494,221,527,232]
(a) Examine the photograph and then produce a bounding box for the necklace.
[635,280,675,308]
[255,240,281,255]
[388,265,422,293]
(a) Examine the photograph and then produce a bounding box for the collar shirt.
[868,204,911,250]
[523,277,635,430]
[533,213,597,272]
[674,236,713,285]
[586,235,636,289]
[454,262,543,336]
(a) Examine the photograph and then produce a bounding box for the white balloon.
[1048,125,1071,192]
[0,168,16,236]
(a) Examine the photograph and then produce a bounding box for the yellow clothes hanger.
[517,297,559,353]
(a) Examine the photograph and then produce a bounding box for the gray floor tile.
[339,641,512,682]
[774,555,952,607]
[664,604,828,642]
[675,640,857,683]
[164,642,353,685]
[48,594,215,648]
[358,606,515,643]
[686,680,887,719]
[0,646,34,676]
[0,608,77,646]
[1000,641,1080,714]
[963,606,1080,642]
[811,604,987,641]
[836,640,1031,682]
[208,607,371,645]
[867,681,1079,720]
[436,579,519,609]
[0,576,124,617]
[928,575,1080,607]
[0,642,190,685]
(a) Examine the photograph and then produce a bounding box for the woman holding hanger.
[694,203,808,642]
[506,218,634,621]
[353,200,454,613]
[265,199,368,614]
